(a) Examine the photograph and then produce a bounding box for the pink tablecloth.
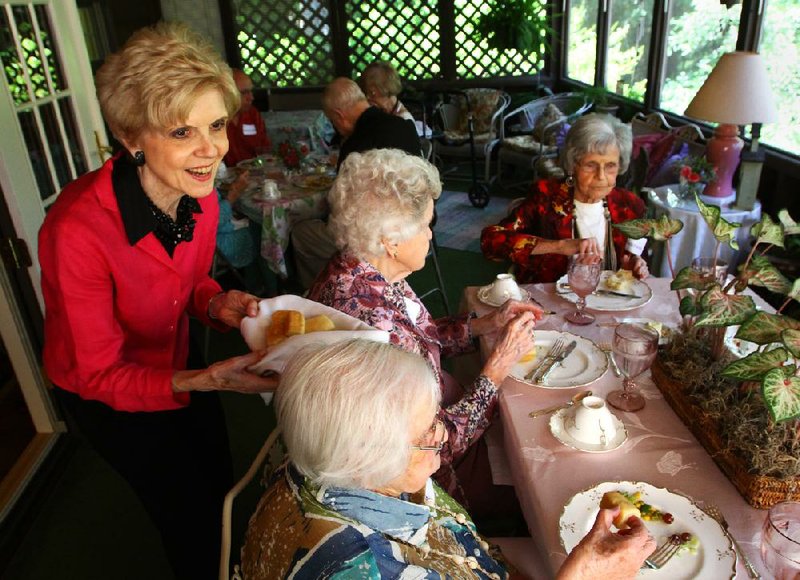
[465,278,769,579]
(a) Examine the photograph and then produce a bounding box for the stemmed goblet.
[564,253,602,325]
[606,323,659,412]
[762,501,800,579]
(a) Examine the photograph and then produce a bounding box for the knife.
[537,340,577,383]
[558,283,640,299]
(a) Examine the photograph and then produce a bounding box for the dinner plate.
[237,155,280,169]
[292,173,335,190]
[509,330,608,389]
[559,481,736,579]
[557,271,653,311]
[477,284,532,308]
[618,317,676,345]
[550,407,627,453]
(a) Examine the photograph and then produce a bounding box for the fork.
[643,535,683,569]
[526,335,566,381]
[705,504,762,579]
[599,342,622,377]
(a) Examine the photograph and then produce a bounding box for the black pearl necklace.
[146,195,199,256]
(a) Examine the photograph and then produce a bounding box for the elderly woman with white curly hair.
[482,113,649,283]
[241,339,655,579]
[307,148,542,520]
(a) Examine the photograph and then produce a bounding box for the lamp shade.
[684,52,778,125]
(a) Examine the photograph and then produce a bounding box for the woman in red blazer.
[481,113,650,283]
[38,23,274,580]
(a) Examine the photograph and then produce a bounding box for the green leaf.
[612,215,683,241]
[695,287,756,327]
[721,348,789,381]
[750,214,785,248]
[679,295,698,316]
[790,279,800,302]
[671,266,716,291]
[778,209,800,236]
[783,329,800,358]
[746,255,793,295]
[736,312,800,344]
[762,368,800,423]
[694,193,741,249]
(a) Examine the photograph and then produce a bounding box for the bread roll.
[600,491,641,529]
[305,314,336,333]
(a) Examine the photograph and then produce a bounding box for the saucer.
[549,407,627,453]
[477,284,531,307]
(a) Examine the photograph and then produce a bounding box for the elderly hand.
[471,299,544,337]
[172,350,279,394]
[559,237,601,256]
[481,312,538,386]
[226,169,250,204]
[557,507,656,580]
[209,289,261,328]
[622,253,649,280]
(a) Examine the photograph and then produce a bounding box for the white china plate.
[550,407,627,453]
[292,173,335,190]
[559,481,735,579]
[237,154,280,169]
[557,271,653,311]
[477,284,532,308]
[510,330,608,389]
[618,317,676,346]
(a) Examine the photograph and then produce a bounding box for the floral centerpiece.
[278,140,309,169]
[677,154,716,199]
[614,200,800,508]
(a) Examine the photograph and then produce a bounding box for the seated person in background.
[308,148,542,522]
[291,77,421,290]
[481,113,649,283]
[216,170,255,270]
[223,69,271,167]
[241,339,656,579]
[358,60,415,123]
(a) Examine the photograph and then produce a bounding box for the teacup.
[487,273,522,304]
[568,396,618,446]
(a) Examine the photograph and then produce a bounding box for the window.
[758,0,800,155]
[566,0,597,85]
[607,0,653,101]
[660,0,741,117]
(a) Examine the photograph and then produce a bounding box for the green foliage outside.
[1,22,61,107]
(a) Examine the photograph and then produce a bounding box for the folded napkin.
[240,295,390,403]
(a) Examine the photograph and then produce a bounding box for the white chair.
[220,426,283,580]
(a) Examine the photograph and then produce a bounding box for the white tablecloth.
[646,185,762,278]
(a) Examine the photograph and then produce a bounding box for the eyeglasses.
[410,418,445,454]
[577,161,620,175]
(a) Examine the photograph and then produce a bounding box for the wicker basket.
[651,358,800,509]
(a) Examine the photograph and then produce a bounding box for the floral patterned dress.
[481,178,646,283]
[308,253,498,496]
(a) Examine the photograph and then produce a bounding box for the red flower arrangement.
[678,155,717,198]
[278,140,309,169]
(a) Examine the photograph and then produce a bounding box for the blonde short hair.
[276,340,440,489]
[95,22,240,142]
[359,61,403,97]
[328,148,441,259]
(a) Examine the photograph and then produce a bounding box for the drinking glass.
[691,256,728,286]
[762,501,800,579]
[606,323,659,412]
[564,253,602,325]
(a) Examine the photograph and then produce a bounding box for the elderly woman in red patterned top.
[481,113,649,283]
[308,148,542,520]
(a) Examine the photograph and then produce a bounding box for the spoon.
[528,390,592,418]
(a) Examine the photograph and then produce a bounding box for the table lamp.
[684,52,777,206]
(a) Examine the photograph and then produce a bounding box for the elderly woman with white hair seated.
[307,148,541,518]
[481,113,649,283]
[241,339,655,579]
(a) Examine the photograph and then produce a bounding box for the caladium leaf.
[679,294,699,316]
[671,266,717,291]
[695,287,756,327]
[762,367,800,423]
[721,347,789,381]
[746,255,793,295]
[612,215,683,241]
[778,209,800,236]
[790,279,800,302]
[783,329,800,358]
[694,193,741,250]
[750,213,784,248]
[736,311,800,344]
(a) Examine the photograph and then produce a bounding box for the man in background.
[224,69,271,167]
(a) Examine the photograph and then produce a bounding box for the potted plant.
[474,0,556,56]
[613,198,800,508]
[579,84,619,116]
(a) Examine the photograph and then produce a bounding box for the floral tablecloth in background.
[262,109,334,153]
[236,182,328,278]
